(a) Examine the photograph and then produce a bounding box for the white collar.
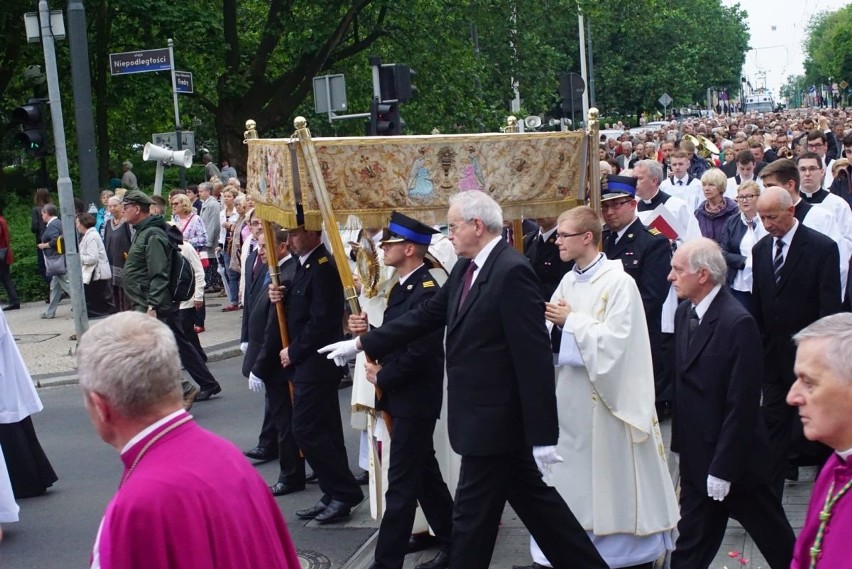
[540,226,558,241]
[693,284,722,322]
[838,447,852,461]
[471,235,503,269]
[121,409,186,455]
[398,263,425,285]
[299,244,322,265]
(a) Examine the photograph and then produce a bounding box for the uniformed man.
[523,217,573,300]
[601,175,672,413]
[349,212,454,569]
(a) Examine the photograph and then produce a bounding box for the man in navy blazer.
[752,187,842,495]
[668,238,794,569]
[321,191,607,569]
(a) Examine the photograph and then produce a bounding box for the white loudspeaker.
[143,142,193,168]
[524,115,542,129]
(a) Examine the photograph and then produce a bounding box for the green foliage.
[803,5,852,85]
[2,195,49,303]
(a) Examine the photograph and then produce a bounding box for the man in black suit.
[668,238,795,569]
[243,227,304,496]
[321,191,607,569]
[752,187,842,495]
[601,175,672,411]
[277,225,364,523]
[349,212,454,569]
[522,216,572,300]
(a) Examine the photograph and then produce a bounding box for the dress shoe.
[415,550,450,569]
[40,313,54,319]
[269,482,305,496]
[194,385,222,402]
[183,386,200,411]
[314,499,352,524]
[244,446,278,462]
[221,304,240,312]
[306,471,318,483]
[353,470,369,485]
[407,532,438,553]
[2,304,20,311]
[296,501,328,519]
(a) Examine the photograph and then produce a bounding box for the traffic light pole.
[38,0,88,340]
[67,0,99,209]
[167,39,186,190]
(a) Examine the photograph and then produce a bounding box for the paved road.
[1,357,373,569]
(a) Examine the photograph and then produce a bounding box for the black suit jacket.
[671,287,770,486]
[240,247,268,343]
[718,214,749,287]
[242,256,294,380]
[523,230,573,300]
[751,224,842,385]
[375,264,445,419]
[285,245,344,383]
[361,240,558,457]
[603,217,671,333]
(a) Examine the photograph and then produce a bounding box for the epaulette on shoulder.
[318,256,329,264]
[647,227,662,236]
[422,279,436,288]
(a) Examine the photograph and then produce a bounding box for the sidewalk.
[5,291,243,386]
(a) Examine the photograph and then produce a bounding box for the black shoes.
[269,482,305,496]
[306,471,318,483]
[2,304,20,311]
[296,501,329,519]
[244,446,278,462]
[354,470,369,485]
[408,532,439,553]
[313,499,352,524]
[194,385,222,402]
[415,551,450,569]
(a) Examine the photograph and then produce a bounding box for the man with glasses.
[806,130,836,188]
[602,175,672,416]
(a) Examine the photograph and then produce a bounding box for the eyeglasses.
[600,199,632,211]
[170,201,181,206]
[807,143,825,149]
[447,219,474,234]
[555,231,588,240]
[736,194,758,201]
[798,166,821,173]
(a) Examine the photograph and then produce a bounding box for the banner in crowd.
[247,131,587,229]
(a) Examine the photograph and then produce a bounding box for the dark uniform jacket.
[374,264,444,419]
[523,230,573,300]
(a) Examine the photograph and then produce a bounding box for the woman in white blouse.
[718,180,767,312]
[76,213,115,318]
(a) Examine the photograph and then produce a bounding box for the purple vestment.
[792,453,852,568]
[92,412,300,569]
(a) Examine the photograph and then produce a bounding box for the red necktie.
[458,261,478,308]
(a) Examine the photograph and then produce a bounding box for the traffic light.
[12,100,48,157]
[379,64,417,103]
[368,98,401,136]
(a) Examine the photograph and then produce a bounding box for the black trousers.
[671,479,794,569]
[266,378,304,485]
[163,309,219,392]
[449,449,607,569]
[762,381,797,497]
[257,392,279,451]
[0,260,19,305]
[374,417,454,569]
[179,307,207,363]
[291,380,363,506]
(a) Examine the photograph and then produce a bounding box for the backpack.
[145,224,196,303]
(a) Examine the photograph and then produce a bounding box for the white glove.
[707,475,731,501]
[318,338,360,367]
[240,342,248,354]
[532,445,564,473]
[248,372,265,393]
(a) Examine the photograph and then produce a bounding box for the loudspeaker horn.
[524,115,542,129]
[143,142,193,168]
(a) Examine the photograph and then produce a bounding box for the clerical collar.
[121,409,187,455]
[539,226,557,241]
[838,447,852,461]
[573,253,605,282]
[640,190,661,205]
[299,243,322,265]
[692,284,722,322]
[801,188,828,202]
[398,263,425,285]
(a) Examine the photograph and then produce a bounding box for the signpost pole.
[167,38,185,190]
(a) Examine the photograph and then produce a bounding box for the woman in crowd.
[718,181,766,311]
[218,188,241,311]
[76,213,115,318]
[694,168,739,242]
[94,189,114,238]
[0,207,19,311]
[226,194,249,308]
[103,196,132,312]
[30,188,52,290]
[172,194,208,250]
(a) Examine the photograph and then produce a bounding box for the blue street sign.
[175,71,193,94]
[109,48,172,76]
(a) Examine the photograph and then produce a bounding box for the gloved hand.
[532,445,564,473]
[707,475,731,501]
[318,338,360,367]
[240,342,248,354]
[248,372,265,393]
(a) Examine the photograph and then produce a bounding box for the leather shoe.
[2,304,20,311]
[408,532,438,553]
[296,501,328,519]
[244,446,277,462]
[194,385,222,402]
[313,499,352,524]
[269,482,305,496]
[306,471,318,483]
[415,551,450,569]
[353,470,369,485]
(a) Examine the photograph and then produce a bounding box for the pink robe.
[792,453,852,569]
[92,412,300,569]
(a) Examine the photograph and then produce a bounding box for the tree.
[803,6,852,87]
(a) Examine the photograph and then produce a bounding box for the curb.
[32,340,243,388]
[339,531,378,569]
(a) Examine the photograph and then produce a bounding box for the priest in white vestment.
[530,206,679,569]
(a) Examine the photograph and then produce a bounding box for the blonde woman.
[718,181,766,311]
[76,213,115,318]
[694,168,739,242]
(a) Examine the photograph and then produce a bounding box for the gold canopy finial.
[294,116,307,130]
[243,120,258,144]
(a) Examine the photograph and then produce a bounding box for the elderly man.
[668,238,795,569]
[787,313,852,568]
[77,312,301,568]
[321,191,608,569]
[120,161,138,191]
